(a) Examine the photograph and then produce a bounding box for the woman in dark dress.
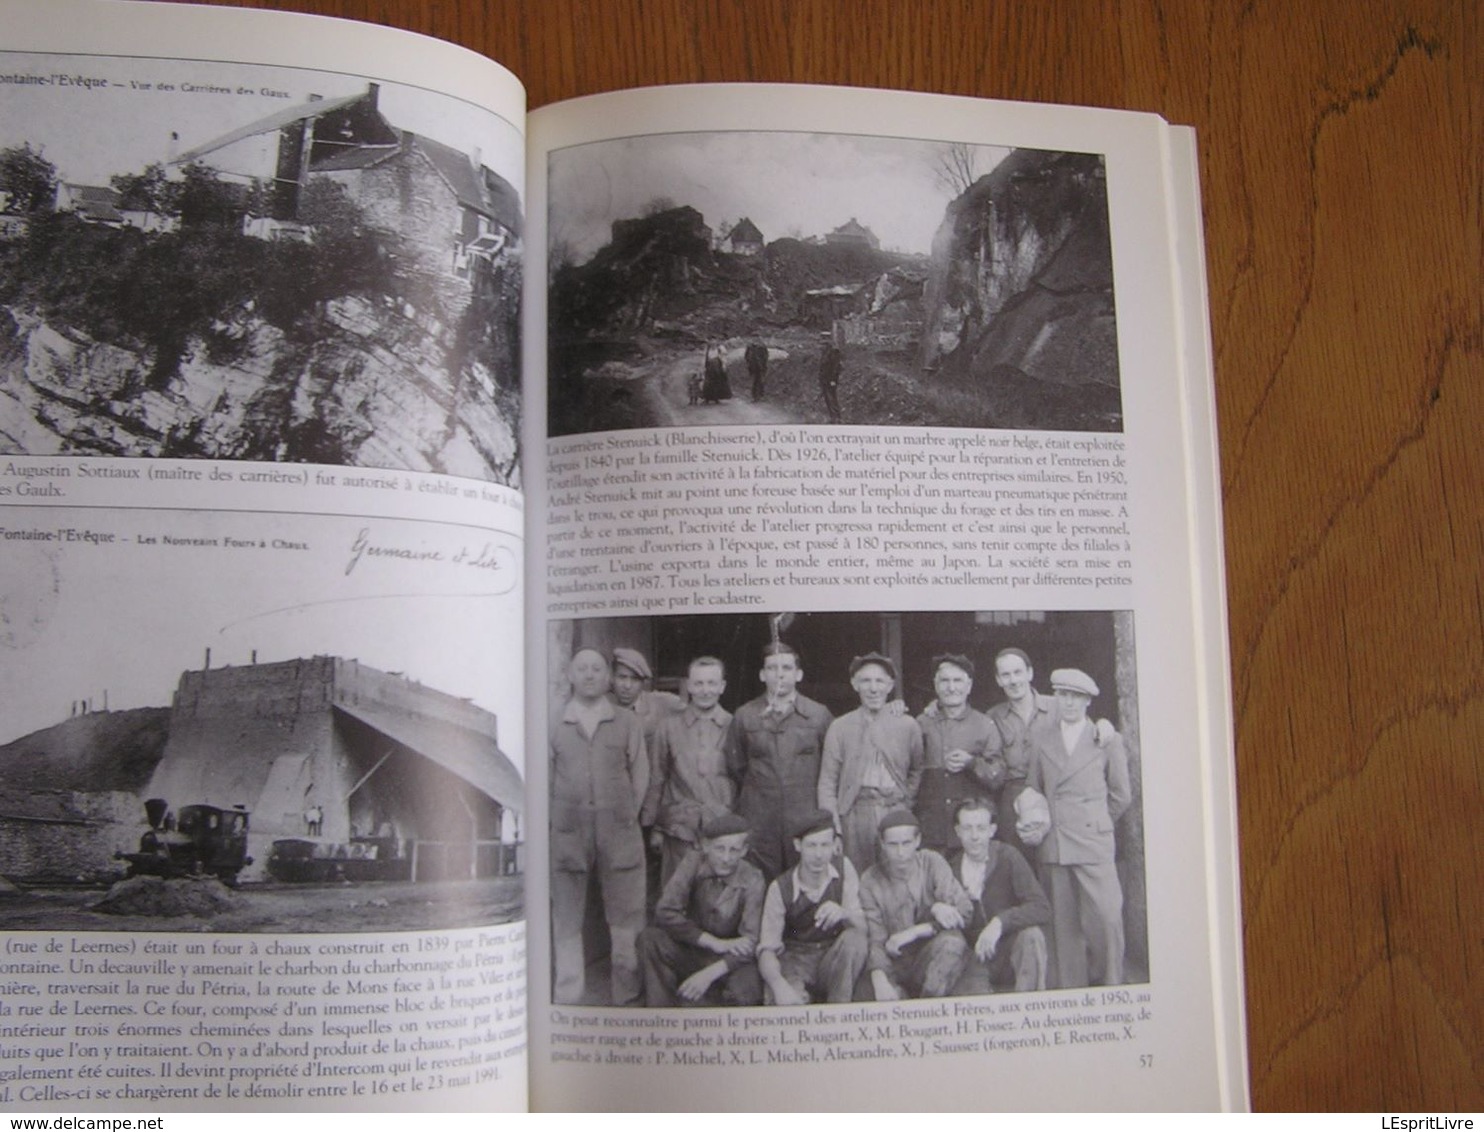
[701,343,733,403]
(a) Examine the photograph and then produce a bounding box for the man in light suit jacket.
[1026,668,1131,989]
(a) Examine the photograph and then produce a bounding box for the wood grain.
[172,0,1484,1110]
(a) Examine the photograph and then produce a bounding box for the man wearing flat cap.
[987,647,1118,859]
[757,809,867,1005]
[637,812,765,1007]
[610,646,684,758]
[858,810,973,1000]
[819,652,925,874]
[1026,668,1132,988]
[550,648,649,1005]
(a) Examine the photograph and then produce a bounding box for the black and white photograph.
[546,609,1145,1008]
[0,508,524,932]
[548,132,1119,437]
[0,53,523,484]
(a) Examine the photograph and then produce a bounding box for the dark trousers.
[864,930,969,999]
[952,925,1048,994]
[637,926,763,1007]
[768,927,867,1004]
[821,382,841,422]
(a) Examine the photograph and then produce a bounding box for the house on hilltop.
[55,183,124,226]
[826,217,880,250]
[723,216,764,256]
[174,83,521,313]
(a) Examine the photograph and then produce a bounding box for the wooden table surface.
[188,0,1482,1111]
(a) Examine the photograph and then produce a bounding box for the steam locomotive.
[116,797,252,885]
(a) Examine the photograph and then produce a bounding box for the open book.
[0,0,1246,1112]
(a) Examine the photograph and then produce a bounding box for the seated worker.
[757,809,867,1005]
[946,799,1050,994]
[637,812,764,1007]
[858,809,973,1001]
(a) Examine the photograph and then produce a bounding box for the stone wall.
[0,790,140,883]
[321,149,472,321]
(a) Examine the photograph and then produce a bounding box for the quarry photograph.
[548,131,1120,438]
[0,55,523,485]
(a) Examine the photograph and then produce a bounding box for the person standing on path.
[818,333,843,422]
[745,340,769,402]
[701,342,732,403]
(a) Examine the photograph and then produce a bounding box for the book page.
[0,0,528,1112]
[524,84,1244,1111]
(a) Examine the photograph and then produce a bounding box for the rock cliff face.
[921,149,1119,403]
[568,205,716,332]
[0,295,519,483]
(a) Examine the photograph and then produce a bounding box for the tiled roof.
[62,183,122,222]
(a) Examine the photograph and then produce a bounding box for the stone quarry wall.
[920,149,1118,390]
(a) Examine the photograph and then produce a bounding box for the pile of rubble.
[90,875,241,918]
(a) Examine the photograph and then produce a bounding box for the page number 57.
[1139,1054,1154,1068]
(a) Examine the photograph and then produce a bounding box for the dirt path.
[641,346,797,428]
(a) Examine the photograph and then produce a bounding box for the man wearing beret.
[757,809,867,1005]
[550,648,649,1005]
[818,652,925,874]
[725,641,834,879]
[637,812,765,1007]
[1027,668,1132,988]
[858,810,973,1000]
[641,656,736,886]
[915,654,1005,854]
